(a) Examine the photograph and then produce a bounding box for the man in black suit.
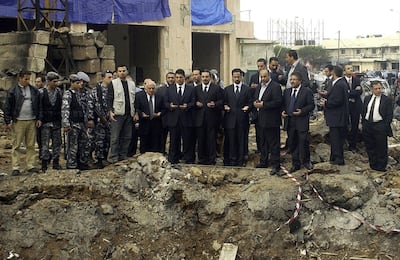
[362,82,393,172]
[319,64,334,96]
[268,57,286,86]
[285,50,310,89]
[253,69,283,175]
[157,72,175,155]
[344,64,362,152]
[320,66,349,165]
[249,58,267,87]
[282,72,314,173]
[223,68,252,166]
[135,80,163,153]
[165,69,196,164]
[194,69,223,165]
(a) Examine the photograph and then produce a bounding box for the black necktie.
[178,86,182,96]
[288,89,297,116]
[235,85,239,95]
[149,95,154,119]
[368,96,376,122]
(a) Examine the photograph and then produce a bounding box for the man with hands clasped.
[282,72,314,173]
[223,68,252,167]
[253,69,283,175]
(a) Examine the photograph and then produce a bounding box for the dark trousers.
[109,114,132,162]
[196,123,217,165]
[224,126,247,166]
[348,102,361,148]
[287,119,310,167]
[160,126,169,155]
[127,122,139,157]
[168,122,195,164]
[257,125,280,169]
[139,120,162,154]
[363,121,388,170]
[329,126,347,164]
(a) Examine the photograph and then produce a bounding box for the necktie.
[235,85,239,95]
[149,95,154,119]
[288,89,297,116]
[368,96,376,122]
[178,86,182,96]
[204,85,208,92]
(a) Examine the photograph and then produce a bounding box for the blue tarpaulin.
[0,0,171,24]
[114,0,171,23]
[191,0,232,26]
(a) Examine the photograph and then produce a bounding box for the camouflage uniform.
[61,89,90,169]
[39,86,63,169]
[89,82,111,163]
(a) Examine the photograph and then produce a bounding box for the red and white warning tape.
[275,168,400,234]
[275,165,303,231]
[309,182,400,234]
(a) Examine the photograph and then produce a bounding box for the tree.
[273,45,290,65]
[297,46,330,70]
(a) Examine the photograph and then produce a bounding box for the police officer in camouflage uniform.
[38,72,63,172]
[61,74,92,170]
[89,70,113,168]
[78,71,96,164]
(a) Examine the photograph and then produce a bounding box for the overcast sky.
[240,0,400,40]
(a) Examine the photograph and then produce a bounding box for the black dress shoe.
[330,160,345,165]
[11,170,21,176]
[270,168,280,176]
[303,162,313,170]
[371,167,387,172]
[27,167,39,173]
[256,163,268,168]
[348,147,358,152]
[289,166,301,173]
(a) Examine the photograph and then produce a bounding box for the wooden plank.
[219,243,238,260]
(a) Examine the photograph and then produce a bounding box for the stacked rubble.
[69,31,115,85]
[0,30,115,88]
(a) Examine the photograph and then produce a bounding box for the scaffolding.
[17,0,68,31]
[17,0,75,75]
[266,18,324,47]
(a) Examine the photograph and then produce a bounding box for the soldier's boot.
[96,159,104,169]
[53,159,62,170]
[41,160,48,173]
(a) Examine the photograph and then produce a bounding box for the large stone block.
[26,57,45,73]
[28,44,48,59]
[70,33,95,46]
[0,77,17,91]
[100,59,116,72]
[72,46,98,60]
[93,31,107,48]
[89,73,100,86]
[0,32,31,45]
[98,45,115,59]
[31,30,51,45]
[76,59,100,73]
[0,44,30,58]
[0,58,26,72]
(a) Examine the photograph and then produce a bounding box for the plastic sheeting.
[0,0,171,24]
[114,0,171,23]
[191,0,232,26]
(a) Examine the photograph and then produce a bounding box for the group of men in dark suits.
[320,65,393,172]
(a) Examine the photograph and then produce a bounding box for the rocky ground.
[1,113,400,259]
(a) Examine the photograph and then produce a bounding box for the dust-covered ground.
[1,114,400,259]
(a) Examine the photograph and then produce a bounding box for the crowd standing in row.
[3,50,394,176]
